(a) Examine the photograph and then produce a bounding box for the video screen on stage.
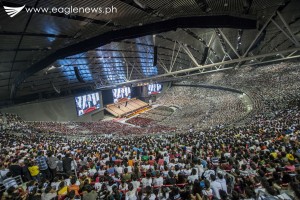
[148,83,162,95]
[75,92,100,116]
[113,87,131,103]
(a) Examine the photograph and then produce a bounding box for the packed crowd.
[185,62,300,115]
[0,113,32,134]
[126,117,155,127]
[157,62,300,130]
[157,88,248,129]
[0,62,299,200]
[0,117,176,136]
[138,107,174,122]
[0,99,299,200]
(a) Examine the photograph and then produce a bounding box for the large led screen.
[75,92,100,116]
[113,87,131,103]
[148,83,162,95]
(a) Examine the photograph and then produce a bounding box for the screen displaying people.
[75,92,100,116]
[148,83,162,95]
[113,87,131,103]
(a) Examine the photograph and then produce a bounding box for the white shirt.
[94,182,102,191]
[153,177,164,187]
[203,170,215,181]
[211,181,223,199]
[115,166,123,174]
[50,182,60,190]
[119,183,128,191]
[168,163,175,169]
[127,166,132,173]
[125,190,137,200]
[216,178,227,194]
[131,181,140,190]
[141,178,152,188]
[202,188,213,197]
[183,169,191,176]
[142,164,151,170]
[164,156,169,163]
[88,169,97,176]
[98,170,105,176]
[195,164,204,177]
[188,175,198,183]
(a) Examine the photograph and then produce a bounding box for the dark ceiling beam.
[11,15,257,99]
[23,79,92,88]
[63,54,190,62]
[0,60,31,64]
[0,48,50,52]
[0,31,72,38]
[1,1,116,27]
[21,81,92,93]
[0,70,21,73]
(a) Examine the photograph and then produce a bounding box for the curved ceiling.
[0,0,300,103]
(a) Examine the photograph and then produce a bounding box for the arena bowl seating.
[0,62,300,200]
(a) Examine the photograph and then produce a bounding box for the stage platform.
[105,98,151,118]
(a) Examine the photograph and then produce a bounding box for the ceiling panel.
[0,0,298,102]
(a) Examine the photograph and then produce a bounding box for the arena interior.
[0,0,300,199]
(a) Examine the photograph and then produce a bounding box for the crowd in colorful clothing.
[0,62,299,200]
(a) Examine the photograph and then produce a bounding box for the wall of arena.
[0,94,104,122]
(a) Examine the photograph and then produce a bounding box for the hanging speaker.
[200,47,209,65]
[153,46,157,66]
[74,67,85,83]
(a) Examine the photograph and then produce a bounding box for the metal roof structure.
[0,0,300,104]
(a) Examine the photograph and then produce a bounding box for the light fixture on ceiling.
[133,0,147,9]
[47,65,56,71]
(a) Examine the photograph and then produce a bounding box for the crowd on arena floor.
[126,117,155,127]
[138,107,174,123]
[0,117,176,136]
[0,62,300,200]
[0,98,299,200]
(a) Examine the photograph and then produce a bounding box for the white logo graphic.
[4,5,25,17]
